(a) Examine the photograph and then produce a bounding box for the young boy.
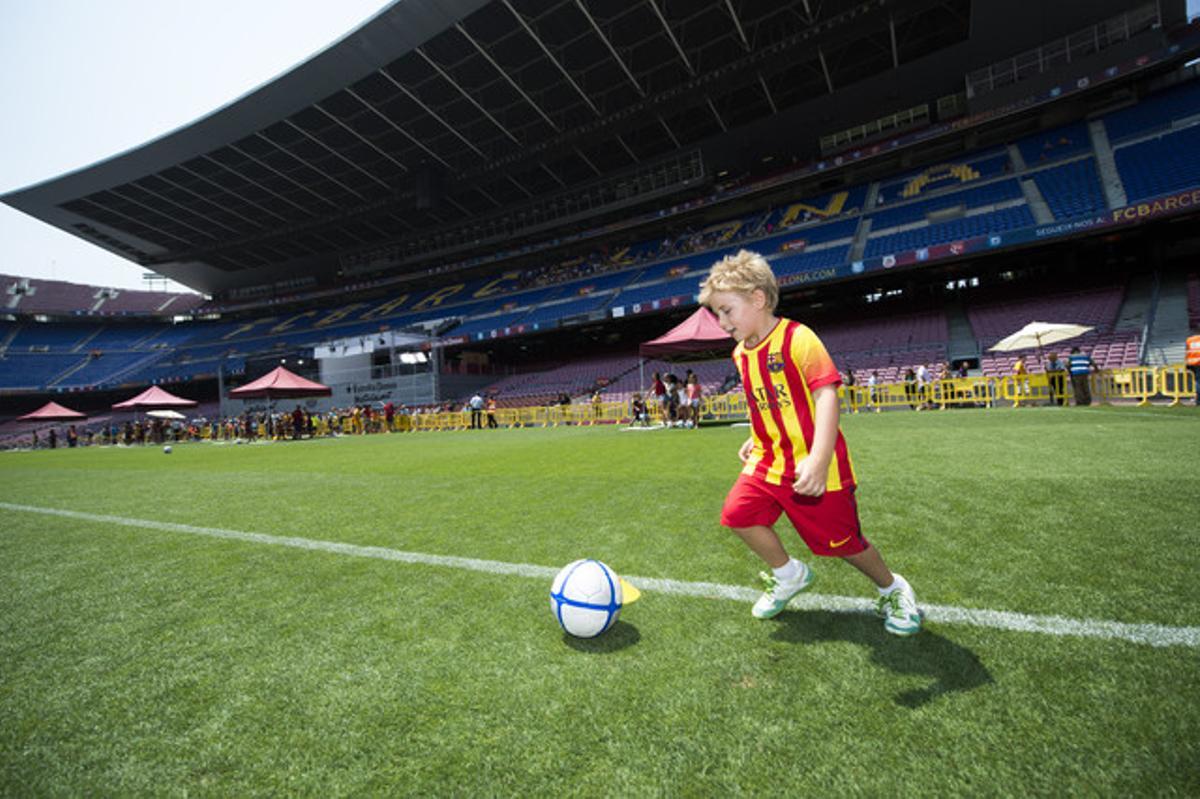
[630,393,649,426]
[698,250,921,636]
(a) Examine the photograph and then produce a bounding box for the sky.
[0,0,395,294]
[1,1,1198,296]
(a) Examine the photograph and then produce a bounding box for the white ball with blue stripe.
[550,559,623,638]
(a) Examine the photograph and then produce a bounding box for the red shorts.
[720,473,869,557]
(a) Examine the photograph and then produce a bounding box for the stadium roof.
[2,0,1152,296]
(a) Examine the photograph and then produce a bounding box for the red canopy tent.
[637,307,734,392]
[228,367,332,427]
[639,307,732,358]
[113,385,198,410]
[18,401,87,421]
[227,366,331,399]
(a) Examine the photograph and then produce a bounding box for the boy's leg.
[779,487,923,637]
[730,524,814,619]
[729,524,789,568]
[722,477,815,619]
[843,545,921,636]
[842,543,892,588]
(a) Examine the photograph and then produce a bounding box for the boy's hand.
[792,455,829,497]
[738,437,754,463]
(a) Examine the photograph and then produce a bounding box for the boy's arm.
[792,384,839,496]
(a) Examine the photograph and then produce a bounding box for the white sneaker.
[876,575,922,636]
[751,564,814,619]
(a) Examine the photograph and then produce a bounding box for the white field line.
[2,501,1196,649]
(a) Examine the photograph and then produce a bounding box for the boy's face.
[709,289,771,344]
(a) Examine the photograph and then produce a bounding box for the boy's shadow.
[769,610,992,708]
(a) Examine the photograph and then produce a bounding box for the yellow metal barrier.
[998,373,1054,407]
[1095,367,1158,406]
[1155,365,1195,407]
[233,367,1191,440]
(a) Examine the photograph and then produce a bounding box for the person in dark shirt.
[1045,353,1067,406]
[630,393,649,427]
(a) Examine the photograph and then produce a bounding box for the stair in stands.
[1007,143,1027,172]
[944,299,979,363]
[0,323,21,352]
[1088,120,1128,208]
[849,217,872,262]
[1114,272,1155,334]
[71,325,105,353]
[94,351,172,388]
[1145,272,1191,366]
[46,356,94,388]
[1019,178,1055,224]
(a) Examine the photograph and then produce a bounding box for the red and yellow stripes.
[734,320,856,490]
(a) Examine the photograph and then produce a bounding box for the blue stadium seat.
[865,206,1034,257]
[0,354,84,389]
[771,246,850,278]
[1103,79,1200,143]
[877,153,1011,204]
[1016,122,1092,166]
[871,180,1024,230]
[1032,158,1107,219]
[1113,124,1200,202]
[518,295,613,327]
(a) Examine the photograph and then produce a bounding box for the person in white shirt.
[915,364,929,411]
[469,393,484,429]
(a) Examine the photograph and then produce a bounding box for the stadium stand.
[7,322,106,351]
[0,353,86,390]
[966,286,1139,375]
[1,274,204,316]
[1112,123,1200,202]
[1030,158,1108,219]
[876,152,1012,204]
[1101,79,1200,143]
[6,72,1200,399]
[819,311,950,383]
[869,179,1025,230]
[865,205,1034,258]
[1016,121,1092,166]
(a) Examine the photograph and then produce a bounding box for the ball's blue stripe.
[596,559,618,633]
[553,558,589,631]
[551,559,623,637]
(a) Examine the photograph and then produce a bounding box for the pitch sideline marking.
[2,501,1195,649]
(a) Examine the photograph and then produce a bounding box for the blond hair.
[698,249,779,311]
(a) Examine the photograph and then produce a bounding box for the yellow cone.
[619,576,641,604]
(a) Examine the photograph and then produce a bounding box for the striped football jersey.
[733,319,856,490]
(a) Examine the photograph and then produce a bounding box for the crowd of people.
[510,207,806,292]
[12,402,425,450]
[634,370,704,428]
[842,348,1111,411]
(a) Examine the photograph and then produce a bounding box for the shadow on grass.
[769,610,992,708]
[563,621,640,653]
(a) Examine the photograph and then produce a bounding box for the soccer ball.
[163,445,172,454]
[550,559,623,638]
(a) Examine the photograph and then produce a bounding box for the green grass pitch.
[1,406,1198,795]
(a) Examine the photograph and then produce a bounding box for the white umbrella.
[146,409,187,420]
[989,322,1093,352]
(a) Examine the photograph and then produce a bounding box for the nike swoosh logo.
[830,535,853,548]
